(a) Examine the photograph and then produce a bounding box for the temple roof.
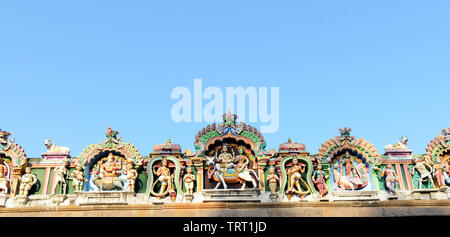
[278,138,306,152]
[153,139,181,152]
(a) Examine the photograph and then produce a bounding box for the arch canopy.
[316,127,382,167]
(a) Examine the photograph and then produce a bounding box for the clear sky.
[1,1,449,158]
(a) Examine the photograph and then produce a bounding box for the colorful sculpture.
[18,167,37,197]
[285,157,310,198]
[312,163,330,197]
[44,139,70,154]
[183,166,196,194]
[266,166,279,194]
[71,165,87,192]
[124,160,138,191]
[151,158,175,199]
[92,153,124,191]
[433,164,447,188]
[332,153,368,191]
[410,157,435,189]
[374,163,398,195]
[0,158,10,194]
[384,137,409,151]
[52,159,69,194]
[206,144,261,190]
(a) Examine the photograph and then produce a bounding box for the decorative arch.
[76,127,142,168]
[146,156,182,196]
[193,111,266,157]
[424,126,450,165]
[316,127,382,167]
[280,156,315,194]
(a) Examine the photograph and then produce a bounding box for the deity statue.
[44,139,70,154]
[152,158,174,199]
[384,136,409,151]
[374,163,398,195]
[124,160,138,191]
[433,164,447,188]
[0,158,10,194]
[52,159,69,194]
[71,165,87,191]
[332,153,369,191]
[216,144,237,170]
[266,166,279,194]
[410,157,435,189]
[183,166,196,194]
[18,167,37,197]
[312,163,330,197]
[286,157,310,198]
[92,153,124,191]
[343,152,363,186]
[206,144,262,190]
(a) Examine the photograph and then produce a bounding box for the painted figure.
[433,164,446,188]
[0,158,10,194]
[44,139,70,154]
[206,144,261,190]
[312,163,330,197]
[183,166,196,194]
[384,136,409,151]
[71,165,87,191]
[266,166,279,194]
[52,159,69,194]
[18,167,37,197]
[375,163,398,195]
[92,153,124,191]
[124,160,138,191]
[152,158,174,199]
[410,157,435,189]
[286,157,310,198]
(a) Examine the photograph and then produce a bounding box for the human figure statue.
[410,157,435,189]
[18,167,37,197]
[312,163,330,197]
[286,157,309,198]
[374,163,398,195]
[0,158,10,194]
[52,159,69,195]
[183,166,196,194]
[152,158,174,199]
[217,144,236,170]
[266,166,279,194]
[433,164,447,188]
[71,165,87,191]
[124,160,138,191]
[343,153,363,186]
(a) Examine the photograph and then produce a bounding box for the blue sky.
[1,1,449,158]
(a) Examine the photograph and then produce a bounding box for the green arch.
[280,156,315,194]
[146,156,182,196]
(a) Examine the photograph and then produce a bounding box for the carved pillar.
[10,167,23,197]
[257,157,269,191]
[193,158,204,192]
[42,152,71,195]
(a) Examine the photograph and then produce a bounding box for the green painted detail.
[280,157,315,194]
[199,131,221,144]
[146,156,182,196]
[29,168,45,195]
[409,164,434,189]
[135,169,148,193]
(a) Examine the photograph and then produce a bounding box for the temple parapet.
[0,122,448,209]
